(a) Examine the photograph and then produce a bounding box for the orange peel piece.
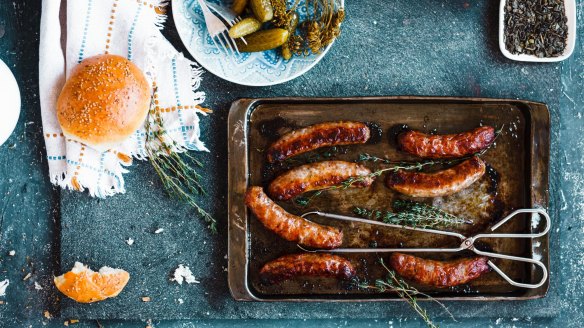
[54,262,130,303]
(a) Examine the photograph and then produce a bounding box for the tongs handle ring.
[474,249,548,289]
[490,208,551,237]
[486,259,548,289]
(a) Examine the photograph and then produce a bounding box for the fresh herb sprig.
[354,199,472,229]
[145,88,216,233]
[294,167,389,207]
[294,163,434,207]
[359,259,455,328]
[294,125,505,207]
[271,0,345,57]
[357,153,443,169]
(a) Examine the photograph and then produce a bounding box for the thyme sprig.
[294,163,436,207]
[357,153,443,169]
[145,88,216,233]
[294,125,505,207]
[354,199,472,229]
[294,166,391,207]
[359,259,455,328]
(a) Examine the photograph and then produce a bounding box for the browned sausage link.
[385,156,486,197]
[389,252,491,288]
[260,253,356,284]
[268,161,374,201]
[398,126,496,159]
[266,121,371,163]
[245,187,343,249]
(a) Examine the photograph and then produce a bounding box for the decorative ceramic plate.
[172,0,343,86]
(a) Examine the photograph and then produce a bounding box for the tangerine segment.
[54,262,130,303]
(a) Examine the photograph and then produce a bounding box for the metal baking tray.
[227,97,550,302]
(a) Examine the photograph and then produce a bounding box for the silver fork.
[205,2,247,45]
[196,0,241,55]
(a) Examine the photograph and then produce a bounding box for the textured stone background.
[0,0,583,327]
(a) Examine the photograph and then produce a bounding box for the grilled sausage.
[260,253,356,284]
[385,156,486,197]
[268,161,374,201]
[389,253,491,288]
[245,186,343,249]
[266,121,370,163]
[398,126,496,159]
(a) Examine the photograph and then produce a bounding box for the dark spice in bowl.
[504,0,568,58]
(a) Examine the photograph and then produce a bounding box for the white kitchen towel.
[39,0,209,197]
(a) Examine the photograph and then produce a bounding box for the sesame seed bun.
[57,54,150,151]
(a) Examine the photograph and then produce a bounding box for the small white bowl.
[499,0,577,62]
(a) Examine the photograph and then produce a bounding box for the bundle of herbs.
[145,88,216,232]
[504,0,568,58]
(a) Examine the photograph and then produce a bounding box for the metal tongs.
[301,208,551,289]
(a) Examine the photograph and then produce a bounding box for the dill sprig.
[354,199,472,228]
[145,88,217,233]
[271,0,344,58]
[359,259,455,328]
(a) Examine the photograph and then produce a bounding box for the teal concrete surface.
[1,0,583,327]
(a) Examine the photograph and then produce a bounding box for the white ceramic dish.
[172,0,343,86]
[499,0,577,62]
[0,59,21,147]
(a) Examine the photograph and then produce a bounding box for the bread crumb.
[154,228,164,234]
[142,296,151,302]
[64,321,68,326]
[171,264,200,285]
[126,238,134,246]
[70,319,79,324]
[44,310,52,319]
[23,273,32,281]
[0,279,8,296]
[34,282,43,290]
[177,298,184,304]
[0,300,4,304]
[8,250,15,256]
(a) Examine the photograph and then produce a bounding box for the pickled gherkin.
[229,17,262,39]
[231,0,248,15]
[250,0,273,23]
[236,28,289,52]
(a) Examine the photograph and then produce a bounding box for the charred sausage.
[268,161,374,201]
[260,253,356,284]
[389,252,491,288]
[266,121,370,163]
[245,186,343,249]
[398,126,496,159]
[385,156,486,197]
